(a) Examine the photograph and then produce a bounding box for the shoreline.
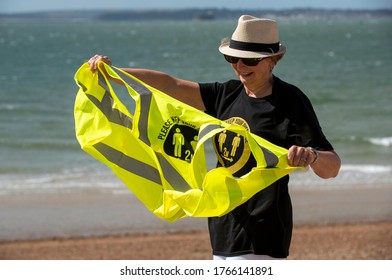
[1,186,390,241]
[1,222,391,260]
[0,185,391,260]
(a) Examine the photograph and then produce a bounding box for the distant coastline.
[1,8,391,22]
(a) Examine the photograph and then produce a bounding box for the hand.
[287,146,318,167]
[88,54,112,71]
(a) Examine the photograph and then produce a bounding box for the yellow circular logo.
[213,117,251,174]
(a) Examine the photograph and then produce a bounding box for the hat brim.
[219,41,286,58]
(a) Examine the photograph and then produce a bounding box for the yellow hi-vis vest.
[74,62,300,222]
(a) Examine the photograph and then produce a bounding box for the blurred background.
[0,1,391,242]
[1,0,391,194]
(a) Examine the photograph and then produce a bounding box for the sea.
[0,16,391,196]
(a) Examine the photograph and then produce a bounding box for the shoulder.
[199,80,242,95]
[273,76,319,121]
[273,76,315,115]
[199,80,243,117]
[274,76,309,102]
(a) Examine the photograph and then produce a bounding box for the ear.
[274,54,284,63]
[269,57,278,68]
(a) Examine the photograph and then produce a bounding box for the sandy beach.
[0,185,391,260]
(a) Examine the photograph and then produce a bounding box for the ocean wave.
[0,163,391,195]
[0,103,20,110]
[341,135,392,147]
[0,169,124,195]
[340,164,391,173]
[288,163,392,189]
[367,137,392,147]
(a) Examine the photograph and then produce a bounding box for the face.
[230,57,275,90]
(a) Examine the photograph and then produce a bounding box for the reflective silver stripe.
[198,124,225,140]
[111,67,151,146]
[83,72,133,129]
[94,142,162,185]
[258,144,279,168]
[97,71,109,90]
[87,92,133,129]
[156,153,191,191]
[77,74,133,129]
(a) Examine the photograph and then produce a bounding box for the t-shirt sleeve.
[199,80,243,118]
[284,87,334,151]
[198,82,220,117]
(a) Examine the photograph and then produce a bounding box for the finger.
[92,55,112,70]
[288,146,308,166]
[302,148,316,167]
[102,56,112,65]
[305,147,317,165]
[299,155,308,166]
[297,148,309,166]
[287,146,298,166]
[88,54,100,71]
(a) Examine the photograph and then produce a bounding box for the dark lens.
[241,58,262,66]
[224,55,262,66]
[224,55,239,64]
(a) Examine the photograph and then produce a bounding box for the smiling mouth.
[240,72,252,77]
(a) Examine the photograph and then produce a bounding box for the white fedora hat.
[219,15,286,58]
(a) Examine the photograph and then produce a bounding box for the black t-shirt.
[199,77,333,258]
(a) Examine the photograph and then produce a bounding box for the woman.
[89,15,341,260]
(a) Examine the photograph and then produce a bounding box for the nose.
[235,59,248,69]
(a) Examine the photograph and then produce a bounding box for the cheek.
[255,63,272,76]
[258,68,270,76]
[231,64,241,75]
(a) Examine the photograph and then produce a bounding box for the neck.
[244,76,274,98]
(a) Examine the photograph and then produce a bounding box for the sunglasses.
[224,55,263,66]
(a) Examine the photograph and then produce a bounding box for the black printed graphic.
[163,124,199,162]
[213,117,251,174]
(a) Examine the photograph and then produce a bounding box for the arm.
[88,55,205,110]
[287,146,341,179]
[309,150,341,179]
[121,68,205,110]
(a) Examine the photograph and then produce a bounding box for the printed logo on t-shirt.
[213,117,251,174]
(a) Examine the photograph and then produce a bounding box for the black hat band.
[229,39,280,53]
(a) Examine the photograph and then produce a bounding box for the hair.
[220,37,230,45]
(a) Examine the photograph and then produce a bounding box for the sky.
[1,0,391,13]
